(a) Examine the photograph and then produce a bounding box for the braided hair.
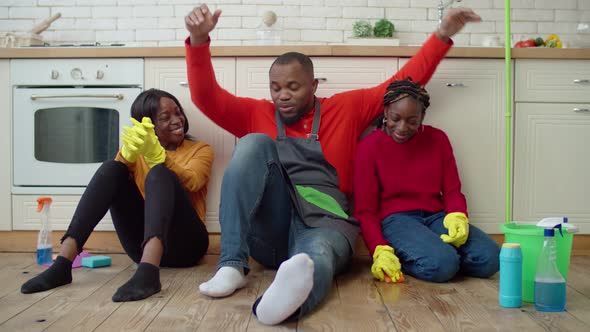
[383,78,430,109]
[370,78,430,130]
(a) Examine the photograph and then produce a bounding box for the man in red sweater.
[353,79,499,283]
[184,4,481,325]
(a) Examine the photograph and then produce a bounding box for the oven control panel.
[10,59,144,86]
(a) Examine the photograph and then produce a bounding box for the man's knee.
[234,134,275,157]
[226,134,277,177]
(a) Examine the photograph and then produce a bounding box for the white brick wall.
[0,0,588,47]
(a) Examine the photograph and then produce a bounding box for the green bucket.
[501,223,574,303]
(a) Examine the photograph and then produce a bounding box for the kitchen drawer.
[236,57,398,99]
[12,195,114,231]
[515,59,590,103]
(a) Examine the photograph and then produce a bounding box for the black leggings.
[62,160,209,267]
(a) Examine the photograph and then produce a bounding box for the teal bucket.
[501,223,574,303]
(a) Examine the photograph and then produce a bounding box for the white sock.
[255,253,314,325]
[199,266,247,298]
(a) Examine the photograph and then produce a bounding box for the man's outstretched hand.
[185,4,222,46]
[436,8,482,42]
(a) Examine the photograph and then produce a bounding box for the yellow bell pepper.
[545,34,562,48]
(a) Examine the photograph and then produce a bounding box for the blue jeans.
[382,211,499,282]
[218,134,352,317]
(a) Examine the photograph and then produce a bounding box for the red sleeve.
[354,33,453,130]
[353,135,389,256]
[439,131,468,215]
[185,38,266,138]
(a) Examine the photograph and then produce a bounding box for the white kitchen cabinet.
[12,195,113,231]
[236,57,398,98]
[513,103,590,233]
[514,59,590,233]
[400,58,507,233]
[144,58,236,232]
[0,60,10,230]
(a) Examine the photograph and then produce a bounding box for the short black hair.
[130,88,189,134]
[383,78,430,110]
[270,52,314,77]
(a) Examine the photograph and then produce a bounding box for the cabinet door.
[145,58,236,232]
[0,60,10,230]
[400,58,506,233]
[514,103,590,233]
[236,57,397,98]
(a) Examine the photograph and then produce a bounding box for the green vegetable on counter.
[373,19,395,38]
[352,20,372,38]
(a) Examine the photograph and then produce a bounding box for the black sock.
[112,262,161,302]
[21,256,73,294]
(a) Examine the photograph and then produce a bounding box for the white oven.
[11,59,143,193]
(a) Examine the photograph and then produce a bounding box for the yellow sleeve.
[163,142,214,193]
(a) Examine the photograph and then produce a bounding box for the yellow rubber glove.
[138,117,166,168]
[440,212,469,247]
[371,245,404,283]
[120,126,144,163]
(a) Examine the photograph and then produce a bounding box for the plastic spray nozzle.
[537,217,566,237]
[36,197,53,212]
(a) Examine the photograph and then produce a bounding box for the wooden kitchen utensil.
[31,12,61,35]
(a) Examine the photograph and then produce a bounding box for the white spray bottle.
[534,217,568,312]
[36,197,53,265]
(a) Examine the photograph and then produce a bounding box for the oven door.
[13,87,142,187]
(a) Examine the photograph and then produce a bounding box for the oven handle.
[30,94,125,100]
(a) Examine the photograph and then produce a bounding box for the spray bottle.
[36,197,53,265]
[534,217,567,312]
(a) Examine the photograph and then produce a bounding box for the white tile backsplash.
[93,7,133,19]
[9,7,49,19]
[52,7,92,19]
[0,0,587,47]
[136,28,175,41]
[535,0,577,10]
[118,17,159,30]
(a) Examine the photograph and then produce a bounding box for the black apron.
[275,98,359,249]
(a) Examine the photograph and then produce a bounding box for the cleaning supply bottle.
[36,197,53,265]
[534,217,567,312]
[499,243,522,308]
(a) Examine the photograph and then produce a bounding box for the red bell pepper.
[514,39,537,48]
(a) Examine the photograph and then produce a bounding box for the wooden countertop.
[1,45,589,59]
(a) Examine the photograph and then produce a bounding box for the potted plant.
[347,19,399,46]
[374,19,395,38]
[352,20,372,38]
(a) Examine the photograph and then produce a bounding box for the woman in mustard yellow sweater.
[21,89,214,302]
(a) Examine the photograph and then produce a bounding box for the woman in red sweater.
[353,79,499,283]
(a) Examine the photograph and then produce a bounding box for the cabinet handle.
[316,77,327,83]
[573,79,589,84]
[573,108,590,113]
[179,81,188,87]
[446,82,465,87]
[30,94,124,100]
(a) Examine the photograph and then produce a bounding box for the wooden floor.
[0,253,588,332]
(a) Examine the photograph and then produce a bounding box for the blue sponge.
[81,255,112,268]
